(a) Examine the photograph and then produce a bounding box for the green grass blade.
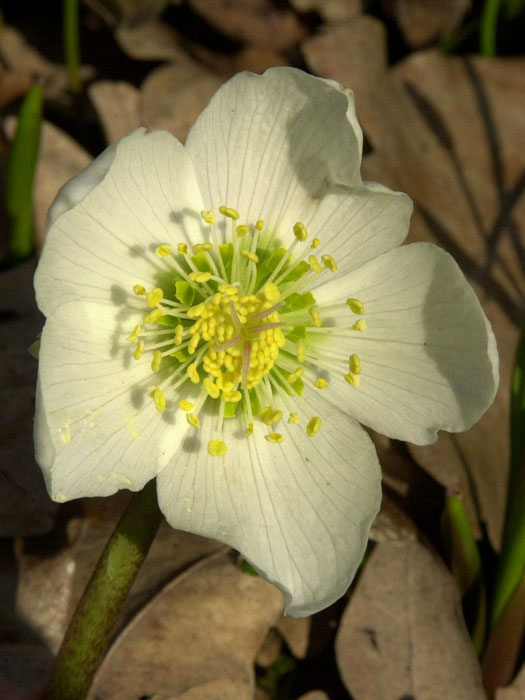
[63,0,81,94]
[5,84,43,262]
[480,0,503,56]
[490,321,525,628]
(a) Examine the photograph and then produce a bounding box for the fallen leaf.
[335,540,486,699]
[89,551,283,699]
[115,20,183,61]
[291,0,362,23]
[140,60,224,142]
[88,81,141,144]
[256,627,282,667]
[497,661,525,700]
[187,0,307,51]
[0,259,56,537]
[303,22,525,549]
[297,692,330,700]
[276,616,311,659]
[382,0,471,47]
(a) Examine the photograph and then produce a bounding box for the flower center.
[124,206,367,456]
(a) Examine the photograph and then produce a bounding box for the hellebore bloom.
[34,68,498,616]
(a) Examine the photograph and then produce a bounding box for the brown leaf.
[140,61,224,143]
[304,25,525,549]
[290,0,362,23]
[0,259,56,537]
[255,627,282,667]
[275,615,311,659]
[88,81,141,144]
[382,0,471,48]
[335,540,486,699]
[115,20,183,61]
[297,692,330,700]
[187,0,307,51]
[89,551,283,699]
[496,662,525,700]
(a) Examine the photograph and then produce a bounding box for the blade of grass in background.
[63,0,81,94]
[5,83,43,263]
[442,489,486,654]
[480,0,503,56]
[490,322,525,630]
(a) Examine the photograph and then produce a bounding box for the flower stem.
[480,0,502,57]
[44,479,163,700]
[63,0,81,94]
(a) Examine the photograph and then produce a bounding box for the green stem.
[480,0,503,57]
[43,479,163,700]
[63,0,81,94]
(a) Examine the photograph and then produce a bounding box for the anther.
[179,400,194,411]
[189,271,213,283]
[314,378,328,389]
[187,363,200,384]
[241,250,259,263]
[156,244,172,257]
[352,320,367,332]
[127,325,142,343]
[309,308,322,327]
[265,432,284,444]
[297,341,306,363]
[255,219,264,231]
[288,413,299,424]
[146,288,163,307]
[321,254,337,272]
[219,206,240,220]
[186,413,200,428]
[346,298,365,314]
[151,350,163,372]
[193,243,213,254]
[177,242,188,254]
[149,386,166,412]
[236,225,249,237]
[308,255,322,273]
[133,284,145,295]
[306,416,322,437]
[143,308,163,324]
[293,222,308,241]
[263,282,280,303]
[349,354,361,375]
[208,439,227,457]
[311,237,320,249]
[133,340,145,360]
[203,377,220,399]
[201,210,215,224]
[344,372,360,387]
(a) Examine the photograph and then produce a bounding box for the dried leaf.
[115,20,183,61]
[291,0,361,22]
[382,0,471,47]
[336,540,486,699]
[256,627,282,667]
[140,61,223,142]
[496,661,525,700]
[88,81,141,144]
[275,616,311,659]
[0,259,56,537]
[89,551,283,699]
[187,0,307,51]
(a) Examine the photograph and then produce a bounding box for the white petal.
[311,243,499,444]
[35,128,204,316]
[306,181,412,277]
[156,394,381,617]
[185,67,364,235]
[35,300,189,501]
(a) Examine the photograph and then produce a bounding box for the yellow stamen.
[236,225,249,237]
[146,288,163,308]
[245,422,254,435]
[193,243,213,254]
[151,350,162,372]
[208,439,227,456]
[293,222,308,241]
[344,373,360,387]
[352,320,367,332]
[349,354,361,375]
[149,386,166,413]
[156,244,172,257]
[314,378,328,389]
[265,432,284,444]
[288,367,304,384]
[321,254,337,272]
[189,271,213,283]
[187,302,205,318]
[241,250,259,263]
[288,412,299,424]
[187,363,200,384]
[179,400,194,411]
[297,340,306,363]
[255,219,264,231]
[133,340,145,360]
[306,416,322,437]
[127,325,142,343]
[346,298,365,314]
[143,308,164,324]
[201,210,215,224]
[177,242,188,254]
[308,255,322,273]
[133,284,145,296]
[203,377,220,399]
[222,390,242,403]
[263,282,280,302]
[219,206,240,220]
[259,407,283,425]
[311,237,320,249]
[186,412,200,428]
[309,308,322,327]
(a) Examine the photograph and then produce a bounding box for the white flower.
[34,68,498,616]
